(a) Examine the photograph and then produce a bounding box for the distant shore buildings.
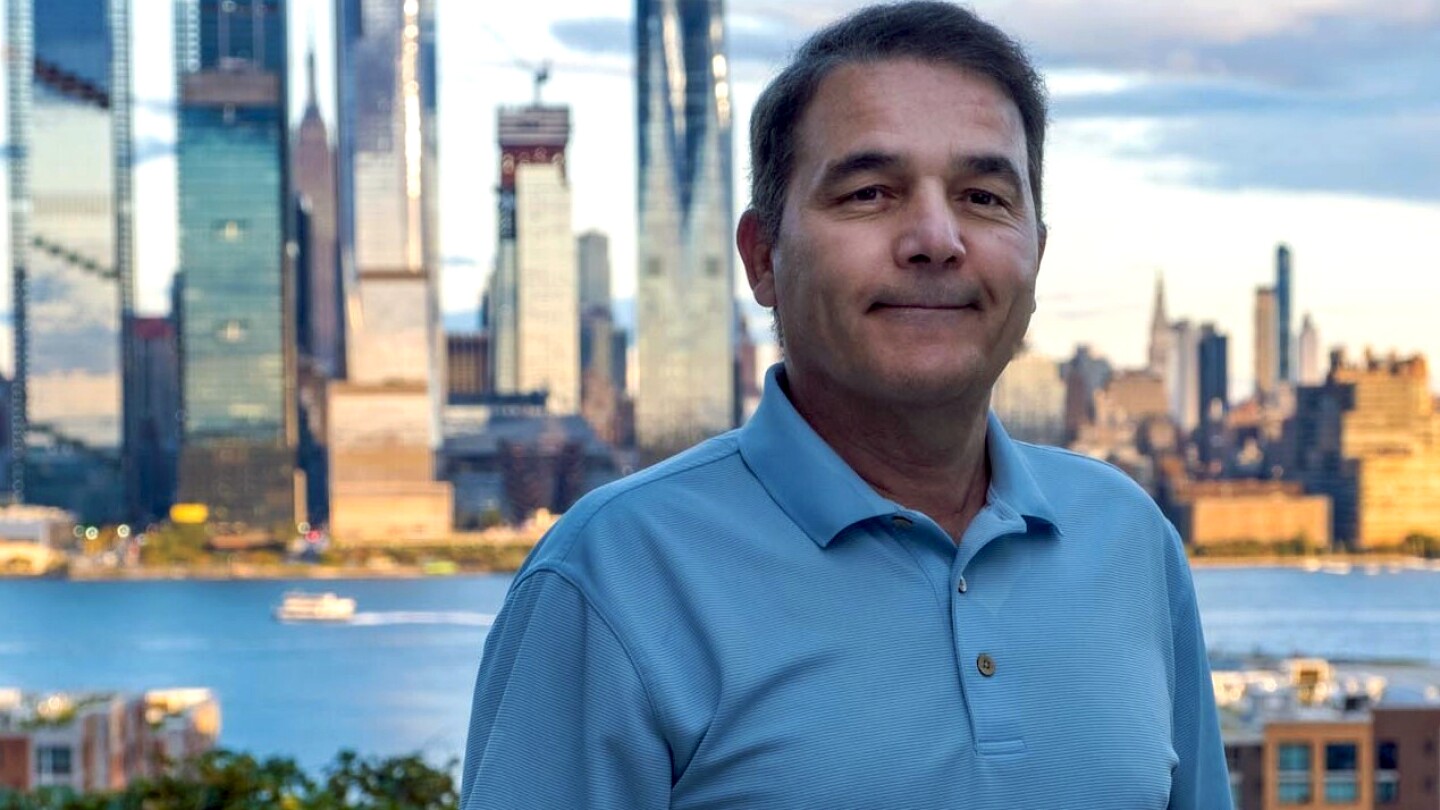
[0,688,219,793]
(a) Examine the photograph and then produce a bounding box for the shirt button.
[957,576,968,594]
[891,515,913,528]
[977,653,996,677]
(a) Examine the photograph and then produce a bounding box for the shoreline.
[52,564,519,582]
[1187,553,1437,569]
[7,551,1437,581]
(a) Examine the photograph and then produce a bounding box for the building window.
[1376,740,1399,804]
[1324,742,1358,803]
[36,745,73,777]
[1278,742,1312,805]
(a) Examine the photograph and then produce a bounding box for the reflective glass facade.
[6,0,134,522]
[335,0,440,401]
[328,0,451,544]
[635,0,735,456]
[175,0,297,527]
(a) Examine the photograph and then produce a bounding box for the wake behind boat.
[274,591,357,623]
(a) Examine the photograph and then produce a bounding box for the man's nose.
[894,187,965,269]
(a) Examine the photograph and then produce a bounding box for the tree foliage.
[0,749,458,810]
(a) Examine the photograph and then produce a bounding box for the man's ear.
[738,209,777,308]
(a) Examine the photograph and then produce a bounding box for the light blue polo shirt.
[462,365,1232,809]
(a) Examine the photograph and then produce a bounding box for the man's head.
[739,2,1050,410]
[747,2,1048,245]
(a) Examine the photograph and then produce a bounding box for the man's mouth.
[869,302,981,312]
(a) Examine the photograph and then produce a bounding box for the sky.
[8,0,1440,394]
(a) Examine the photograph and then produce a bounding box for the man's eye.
[847,186,884,202]
[965,190,1000,206]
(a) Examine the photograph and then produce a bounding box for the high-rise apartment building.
[635,0,736,457]
[1255,287,1280,402]
[489,105,579,414]
[1288,351,1440,548]
[328,0,451,543]
[6,0,134,523]
[1275,243,1293,383]
[174,0,299,528]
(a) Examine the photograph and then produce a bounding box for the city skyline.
[0,0,1436,396]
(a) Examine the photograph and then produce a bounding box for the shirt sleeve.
[1164,524,1235,810]
[460,568,671,810]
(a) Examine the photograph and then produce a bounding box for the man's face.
[743,59,1045,408]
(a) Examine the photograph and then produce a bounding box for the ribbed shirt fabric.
[461,364,1233,809]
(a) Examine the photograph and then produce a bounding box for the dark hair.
[747,1,1049,241]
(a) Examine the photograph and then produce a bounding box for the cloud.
[551,13,797,69]
[133,136,175,165]
[551,18,630,56]
[553,1,1440,204]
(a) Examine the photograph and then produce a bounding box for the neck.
[783,368,992,543]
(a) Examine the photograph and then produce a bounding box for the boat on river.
[273,591,357,623]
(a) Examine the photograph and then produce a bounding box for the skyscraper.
[6,0,135,523]
[575,231,626,444]
[1147,272,1171,378]
[1275,243,1293,383]
[489,105,579,414]
[577,230,611,315]
[1254,287,1279,402]
[1166,319,1200,433]
[293,46,343,380]
[991,345,1066,446]
[328,0,451,543]
[292,43,342,527]
[174,0,300,528]
[635,0,736,457]
[1298,313,1322,385]
[1197,323,1228,466]
[131,316,180,521]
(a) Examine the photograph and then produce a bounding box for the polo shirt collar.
[740,364,1064,547]
[983,411,1064,538]
[739,365,896,547]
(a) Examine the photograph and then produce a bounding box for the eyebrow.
[817,150,905,190]
[956,154,1025,195]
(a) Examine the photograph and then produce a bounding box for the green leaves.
[0,749,459,810]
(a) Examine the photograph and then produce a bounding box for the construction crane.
[530,61,551,106]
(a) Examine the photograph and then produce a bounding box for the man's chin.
[863,364,994,408]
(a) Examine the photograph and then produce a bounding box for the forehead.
[793,58,1027,173]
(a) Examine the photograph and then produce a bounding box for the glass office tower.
[6,0,134,523]
[635,0,736,458]
[175,0,299,528]
[328,0,451,543]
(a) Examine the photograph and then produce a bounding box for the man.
[462,3,1232,808]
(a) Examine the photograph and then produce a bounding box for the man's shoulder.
[521,430,749,571]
